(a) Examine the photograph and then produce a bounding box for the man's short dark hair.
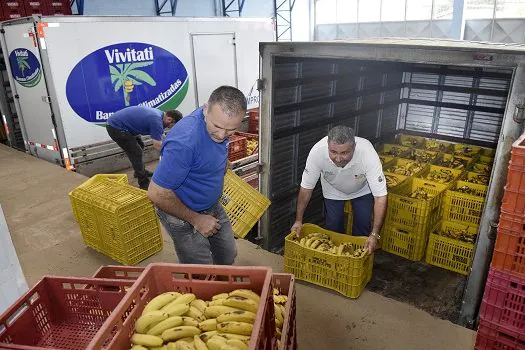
[328,125,356,145]
[207,85,247,118]
[165,110,183,123]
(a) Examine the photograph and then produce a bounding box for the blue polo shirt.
[152,108,228,212]
[107,106,164,140]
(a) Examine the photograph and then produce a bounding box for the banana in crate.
[129,289,263,349]
[294,231,367,258]
[425,168,455,183]
[385,160,424,177]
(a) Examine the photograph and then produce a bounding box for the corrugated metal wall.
[267,57,512,251]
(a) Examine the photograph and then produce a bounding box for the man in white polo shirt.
[291,125,388,253]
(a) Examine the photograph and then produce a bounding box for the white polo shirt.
[300,136,388,200]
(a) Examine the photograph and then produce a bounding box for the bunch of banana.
[246,140,258,155]
[425,169,454,183]
[409,150,435,163]
[400,137,420,147]
[383,146,406,157]
[436,227,477,243]
[456,185,479,195]
[438,157,467,169]
[379,156,389,164]
[466,174,489,185]
[409,188,431,200]
[272,288,288,348]
[472,164,491,175]
[454,146,476,156]
[425,141,448,152]
[388,161,424,176]
[296,232,367,258]
[385,174,402,188]
[129,289,261,350]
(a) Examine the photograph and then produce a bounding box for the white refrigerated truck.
[0,16,274,175]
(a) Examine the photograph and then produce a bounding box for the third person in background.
[291,125,388,253]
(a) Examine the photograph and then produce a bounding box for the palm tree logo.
[109,62,156,106]
[16,56,30,77]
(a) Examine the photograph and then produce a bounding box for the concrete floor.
[0,145,476,350]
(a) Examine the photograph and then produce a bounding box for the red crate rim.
[512,132,525,150]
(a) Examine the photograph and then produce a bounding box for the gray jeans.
[156,203,237,265]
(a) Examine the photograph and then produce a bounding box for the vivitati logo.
[66,42,189,125]
[9,48,42,88]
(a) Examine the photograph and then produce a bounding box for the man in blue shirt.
[148,86,247,265]
[106,106,182,190]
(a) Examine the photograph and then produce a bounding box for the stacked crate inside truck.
[1,1,25,20]
[23,0,46,16]
[377,134,495,267]
[475,133,525,350]
[44,0,71,15]
[228,130,260,190]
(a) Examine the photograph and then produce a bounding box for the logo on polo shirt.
[66,42,189,125]
[378,176,383,182]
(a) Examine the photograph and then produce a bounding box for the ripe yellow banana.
[131,345,149,350]
[219,333,250,343]
[299,238,306,246]
[208,299,225,306]
[212,293,229,301]
[226,339,248,350]
[131,333,164,347]
[217,322,253,336]
[204,306,239,318]
[147,316,184,336]
[143,292,180,315]
[219,345,238,350]
[174,341,194,350]
[229,289,260,304]
[207,335,227,350]
[161,326,201,342]
[162,303,191,317]
[273,295,288,304]
[182,316,200,327]
[277,304,286,319]
[200,331,218,343]
[135,311,169,334]
[194,334,209,350]
[222,297,258,314]
[166,293,196,306]
[151,346,167,350]
[274,303,283,324]
[191,299,208,314]
[186,306,205,321]
[217,310,256,324]
[199,318,217,331]
[275,316,283,329]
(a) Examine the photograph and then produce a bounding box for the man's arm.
[292,186,313,227]
[148,181,220,237]
[371,195,387,233]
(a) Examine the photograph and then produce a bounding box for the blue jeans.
[324,193,374,236]
[156,203,237,265]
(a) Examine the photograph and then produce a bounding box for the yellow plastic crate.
[461,171,490,186]
[425,220,478,275]
[477,155,494,165]
[377,144,410,157]
[406,149,440,164]
[442,180,488,226]
[69,179,162,265]
[422,139,453,153]
[221,169,271,238]
[284,224,373,298]
[415,165,463,187]
[435,153,473,170]
[383,158,427,177]
[383,172,409,189]
[387,178,448,234]
[452,143,482,157]
[381,222,430,261]
[398,134,426,147]
[70,174,129,222]
[479,148,496,157]
[379,155,394,165]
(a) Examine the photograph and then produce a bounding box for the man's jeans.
[324,193,374,236]
[156,202,237,265]
[106,124,149,190]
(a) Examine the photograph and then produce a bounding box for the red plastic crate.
[228,134,247,161]
[479,268,525,334]
[248,108,259,134]
[475,317,525,350]
[89,263,275,350]
[492,211,525,277]
[506,163,525,193]
[23,0,45,15]
[510,132,525,168]
[273,273,297,350]
[0,276,133,349]
[1,1,25,19]
[44,0,71,15]
[91,265,145,280]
